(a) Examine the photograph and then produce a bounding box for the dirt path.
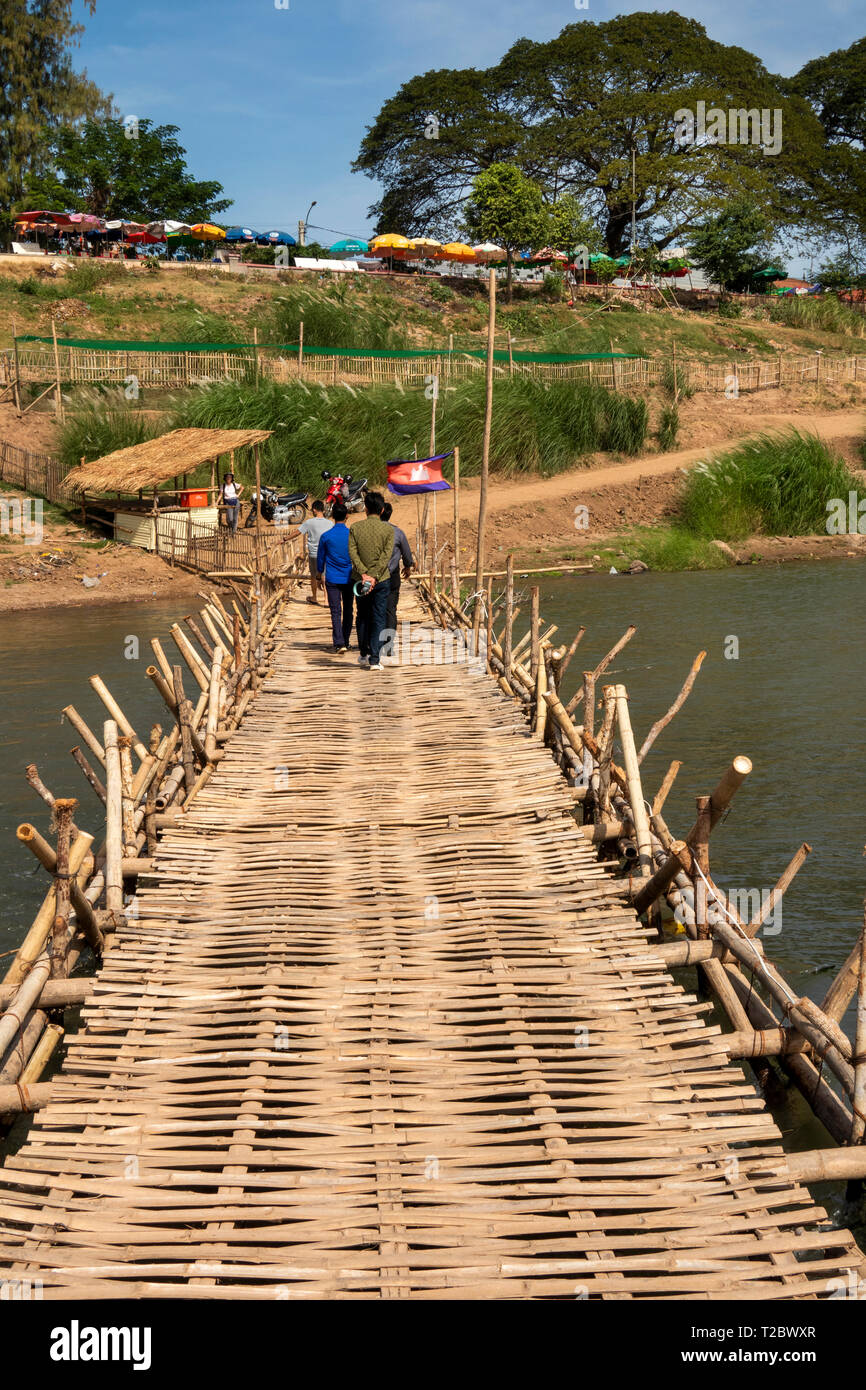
[447,408,866,517]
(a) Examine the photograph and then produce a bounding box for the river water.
[0,567,864,1215]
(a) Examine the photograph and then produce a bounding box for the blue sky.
[72,0,862,244]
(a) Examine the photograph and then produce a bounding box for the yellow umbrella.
[369,233,411,250]
[189,223,226,241]
[441,242,476,263]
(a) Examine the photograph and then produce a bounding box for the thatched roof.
[63,428,272,495]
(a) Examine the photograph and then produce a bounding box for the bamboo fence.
[0,572,862,1296]
[3,342,866,394]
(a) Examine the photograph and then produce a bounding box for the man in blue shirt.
[316,502,354,652]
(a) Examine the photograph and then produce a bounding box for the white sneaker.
[358,654,370,666]
[369,662,384,671]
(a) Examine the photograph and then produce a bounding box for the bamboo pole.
[5,832,94,984]
[89,675,147,762]
[103,720,124,914]
[206,646,226,761]
[62,705,104,766]
[51,317,64,423]
[70,745,106,804]
[118,737,136,856]
[173,666,197,794]
[613,684,653,877]
[49,798,76,979]
[452,446,460,577]
[0,958,51,1060]
[851,915,866,1143]
[638,651,706,763]
[170,623,210,692]
[745,842,812,938]
[529,586,540,682]
[472,268,496,652]
[565,625,636,717]
[652,760,681,816]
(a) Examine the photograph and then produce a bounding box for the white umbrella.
[148,220,191,237]
[473,241,506,261]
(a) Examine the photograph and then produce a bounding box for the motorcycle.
[321,470,367,517]
[244,484,308,528]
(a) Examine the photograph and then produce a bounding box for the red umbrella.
[14,210,74,228]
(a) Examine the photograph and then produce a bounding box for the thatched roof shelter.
[63,428,272,495]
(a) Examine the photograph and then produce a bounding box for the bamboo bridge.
[0,572,864,1299]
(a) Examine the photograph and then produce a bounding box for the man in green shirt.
[348,491,395,669]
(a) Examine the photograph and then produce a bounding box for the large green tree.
[791,38,866,264]
[27,117,230,221]
[0,0,107,241]
[354,13,825,255]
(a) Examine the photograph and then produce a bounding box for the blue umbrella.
[225,226,258,242]
[257,229,296,246]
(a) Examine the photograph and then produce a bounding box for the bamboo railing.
[0,571,296,1122]
[3,342,865,394]
[416,555,866,1187]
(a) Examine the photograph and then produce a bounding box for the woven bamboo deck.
[0,589,862,1299]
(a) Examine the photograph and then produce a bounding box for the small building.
[62,427,272,565]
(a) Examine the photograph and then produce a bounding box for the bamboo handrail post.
[206,646,226,761]
[638,651,706,763]
[529,586,540,683]
[595,685,617,819]
[565,625,636,718]
[103,721,124,915]
[117,736,136,857]
[70,746,106,804]
[851,916,866,1143]
[49,798,76,980]
[613,684,653,877]
[170,623,210,693]
[89,675,147,763]
[652,760,682,817]
[693,794,712,940]
[150,637,174,685]
[503,555,514,675]
[172,666,197,794]
[746,842,812,938]
[62,705,105,767]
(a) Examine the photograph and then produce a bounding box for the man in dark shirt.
[380,502,414,640]
[348,491,393,670]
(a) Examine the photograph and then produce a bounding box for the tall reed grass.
[57,376,651,491]
[679,430,865,540]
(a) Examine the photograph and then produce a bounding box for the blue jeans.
[356,578,390,663]
[325,580,354,649]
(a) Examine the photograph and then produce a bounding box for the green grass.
[598,526,730,571]
[679,430,866,541]
[766,295,866,339]
[56,374,650,493]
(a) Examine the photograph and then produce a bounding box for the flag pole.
[473,263,496,654]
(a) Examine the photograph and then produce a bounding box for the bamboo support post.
[103,721,124,914]
[118,737,136,856]
[565,625,636,718]
[6,831,95,984]
[613,684,653,877]
[851,917,866,1143]
[206,646,226,761]
[62,705,104,766]
[745,842,812,938]
[652,760,682,816]
[638,651,706,763]
[49,798,76,979]
[89,675,147,762]
[173,666,197,794]
[69,746,106,804]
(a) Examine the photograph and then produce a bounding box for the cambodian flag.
[386,452,453,495]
